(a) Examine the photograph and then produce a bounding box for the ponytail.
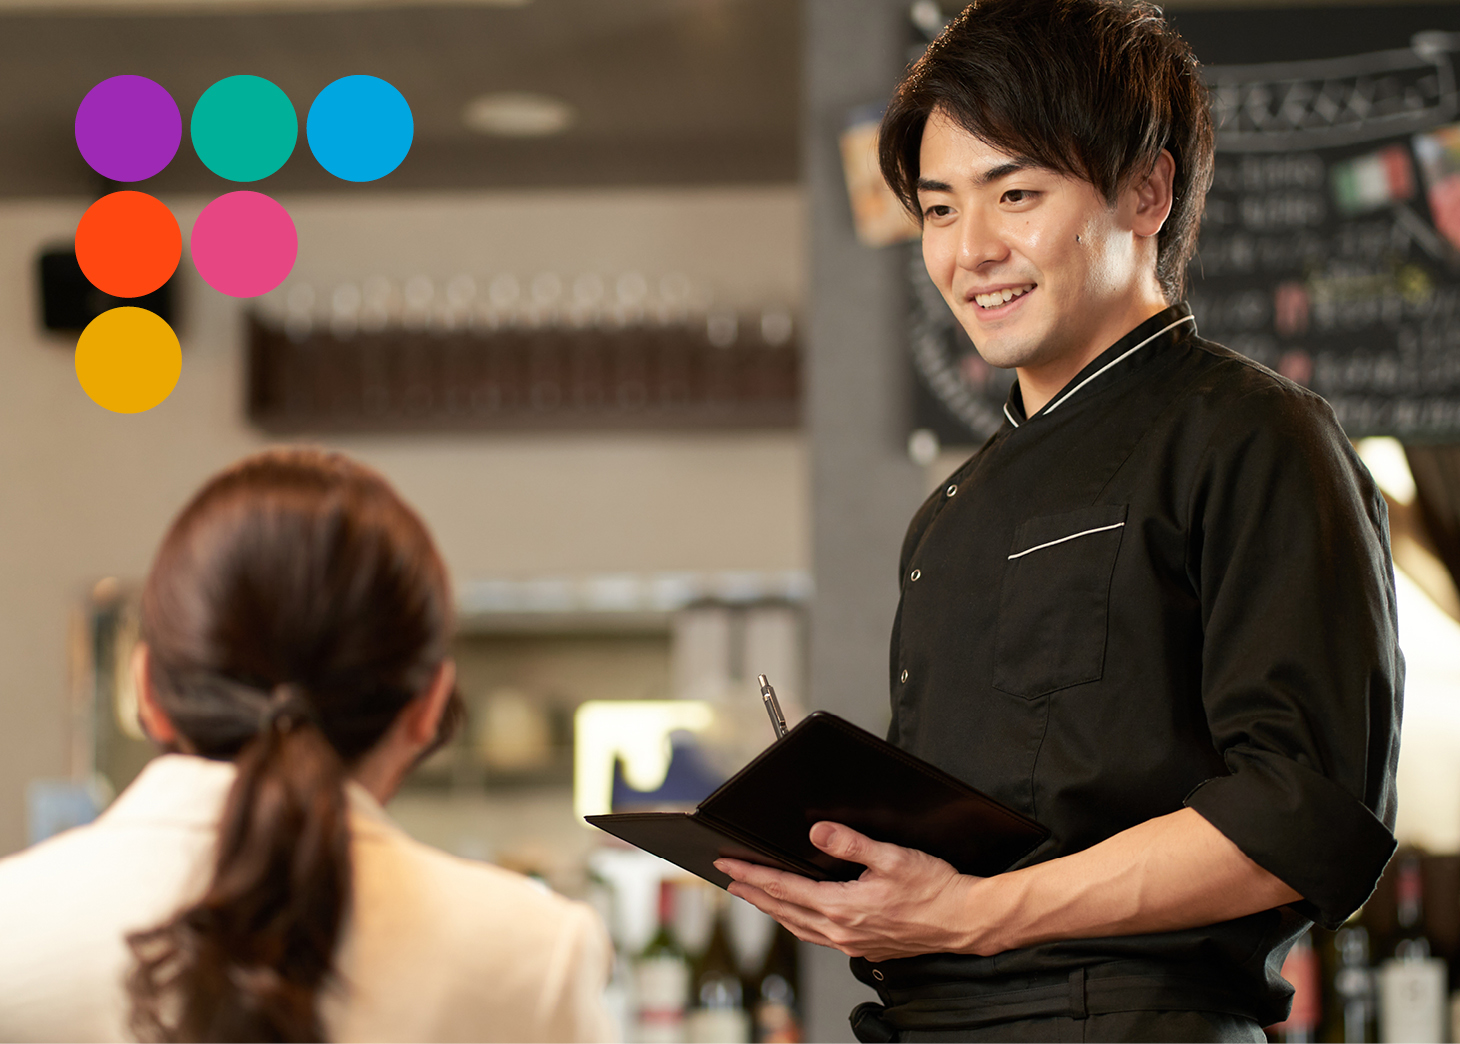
[126,448,457,1042]
[126,686,351,1043]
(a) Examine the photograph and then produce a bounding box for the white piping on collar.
[1003,402,1020,428]
[1041,314,1195,416]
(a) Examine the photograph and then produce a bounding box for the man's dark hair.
[879,0,1214,302]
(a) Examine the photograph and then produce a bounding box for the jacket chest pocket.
[993,504,1129,699]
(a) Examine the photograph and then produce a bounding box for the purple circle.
[75,76,181,182]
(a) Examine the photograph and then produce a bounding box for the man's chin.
[956,316,1046,370]
[956,333,1040,373]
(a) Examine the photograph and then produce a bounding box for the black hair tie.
[261,683,319,733]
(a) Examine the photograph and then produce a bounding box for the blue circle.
[306,75,412,182]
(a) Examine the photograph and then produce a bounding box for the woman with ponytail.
[0,448,615,1043]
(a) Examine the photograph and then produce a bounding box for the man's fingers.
[715,858,825,907]
[809,821,907,873]
[715,856,887,958]
[725,882,851,953]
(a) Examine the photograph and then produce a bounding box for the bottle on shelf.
[1331,922,1375,1043]
[1376,855,1447,1044]
[686,894,751,1043]
[1276,928,1320,1043]
[585,868,632,1041]
[634,879,692,1044]
[752,925,803,1044]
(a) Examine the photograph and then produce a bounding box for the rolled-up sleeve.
[1181,382,1401,930]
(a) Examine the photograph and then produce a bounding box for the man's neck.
[1017,298,1170,417]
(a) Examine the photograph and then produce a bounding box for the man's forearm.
[962,807,1303,955]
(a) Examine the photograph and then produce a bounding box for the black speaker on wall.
[36,249,176,333]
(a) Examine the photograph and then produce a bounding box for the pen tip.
[757,674,769,688]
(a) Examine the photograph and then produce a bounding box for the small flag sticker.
[1329,144,1415,216]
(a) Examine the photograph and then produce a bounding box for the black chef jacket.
[854,303,1402,1030]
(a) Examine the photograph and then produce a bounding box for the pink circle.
[190,191,297,297]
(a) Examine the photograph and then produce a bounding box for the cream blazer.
[0,754,616,1043]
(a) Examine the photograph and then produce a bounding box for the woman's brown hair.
[125,447,462,1043]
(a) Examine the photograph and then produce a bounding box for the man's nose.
[957,210,1007,270]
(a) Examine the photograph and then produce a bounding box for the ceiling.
[0,0,799,197]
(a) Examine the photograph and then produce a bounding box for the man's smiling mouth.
[972,284,1035,310]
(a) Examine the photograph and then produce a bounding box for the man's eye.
[923,204,952,219]
[1003,189,1035,204]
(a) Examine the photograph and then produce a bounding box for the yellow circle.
[75,307,182,413]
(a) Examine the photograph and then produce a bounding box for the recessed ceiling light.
[462,92,575,137]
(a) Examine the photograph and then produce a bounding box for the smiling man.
[714,2,1403,1042]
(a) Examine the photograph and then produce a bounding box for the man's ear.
[1131,149,1175,238]
[132,643,178,745]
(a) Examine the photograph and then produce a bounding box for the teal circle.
[190,75,297,182]
[307,75,412,182]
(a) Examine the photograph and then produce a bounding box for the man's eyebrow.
[975,160,1036,186]
[916,161,1038,194]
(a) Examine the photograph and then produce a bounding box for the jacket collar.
[97,752,399,837]
[1003,302,1196,428]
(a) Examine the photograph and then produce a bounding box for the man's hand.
[714,821,987,961]
[715,808,1305,963]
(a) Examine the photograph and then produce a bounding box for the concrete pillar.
[802,1,930,1038]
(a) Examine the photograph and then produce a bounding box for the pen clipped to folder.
[758,673,788,739]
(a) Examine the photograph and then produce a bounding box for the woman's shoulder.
[0,761,226,1043]
[338,801,615,1041]
[346,796,603,946]
[0,758,221,911]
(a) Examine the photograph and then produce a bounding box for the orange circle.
[75,191,181,298]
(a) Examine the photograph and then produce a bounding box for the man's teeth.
[974,285,1034,309]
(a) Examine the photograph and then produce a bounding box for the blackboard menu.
[908,5,1460,445]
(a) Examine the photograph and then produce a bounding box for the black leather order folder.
[586,711,1048,889]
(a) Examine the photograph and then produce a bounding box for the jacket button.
[910,569,920,581]
[900,669,909,683]
[946,484,958,497]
